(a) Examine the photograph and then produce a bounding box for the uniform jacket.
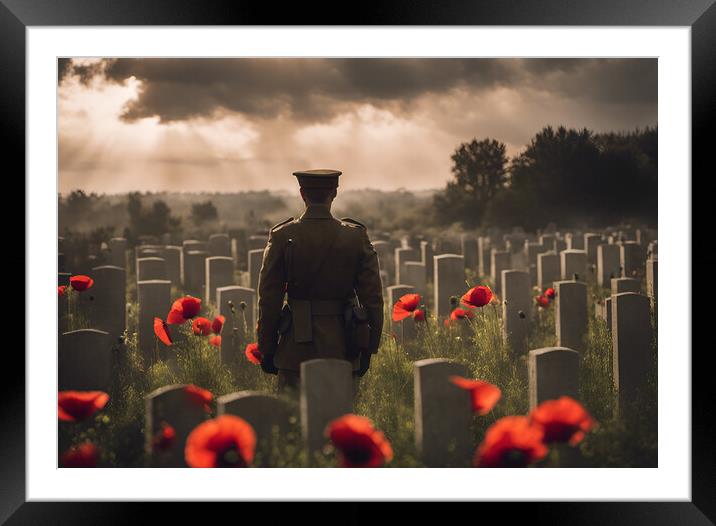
[256,204,384,372]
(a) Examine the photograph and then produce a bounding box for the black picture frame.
[6,0,711,522]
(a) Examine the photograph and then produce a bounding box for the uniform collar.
[300,204,334,220]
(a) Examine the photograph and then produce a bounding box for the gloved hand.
[357,352,372,377]
[261,353,279,375]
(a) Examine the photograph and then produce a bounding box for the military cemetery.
[55,57,659,470]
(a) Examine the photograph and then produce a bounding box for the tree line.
[433,126,657,230]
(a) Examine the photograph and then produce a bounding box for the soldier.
[256,169,384,395]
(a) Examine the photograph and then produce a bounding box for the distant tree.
[191,200,219,225]
[126,193,181,242]
[434,138,508,227]
[482,125,657,229]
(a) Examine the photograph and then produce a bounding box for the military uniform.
[256,170,384,392]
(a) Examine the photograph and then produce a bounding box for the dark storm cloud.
[59,58,656,124]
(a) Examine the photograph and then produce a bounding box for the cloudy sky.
[58,58,657,194]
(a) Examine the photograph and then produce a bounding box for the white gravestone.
[528,347,580,410]
[414,359,472,467]
[501,270,531,355]
[300,359,353,454]
[555,280,588,352]
[597,244,621,288]
[434,254,465,319]
[205,256,234,305]
[59,329,113,391]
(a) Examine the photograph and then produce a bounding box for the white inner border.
[27,27,690,501]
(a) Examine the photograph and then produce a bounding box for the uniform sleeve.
[354,229,384,353]
[256,230,286,356]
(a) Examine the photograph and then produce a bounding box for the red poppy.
[60,442,99,468]
[392,293,421,322]
[449,376,501,415]
[58,391,109,422]
[326,414,393,468]
[185,415,256,468]
[69,275,94,291]
[245,343,262,365]
[184,384,213,412]
[544,287,556,300]
[413,309,425,322]
[152,422,177,452]
[211,315,225,334]
[530,396,596,446]
[535,295,550,308]
[461,285,493,308]
[153,317,173,346]
[209,335,222,347]
[474,416,548,468]
[450,308,475,321]
[58,285,67,297]
[167,296,202,324]
[192,317,212,336]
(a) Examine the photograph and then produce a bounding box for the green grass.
[59,272,658,468]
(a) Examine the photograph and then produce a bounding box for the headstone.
[460,235,479,272]
[58,253,67,273]
[394,247,420,286]
[248,249,264,293]
[145,384,209,467]
[420,240,434,283]
[108,237,127,268]
[414,359,472,467]
[597,244,621,288]
[300,359,353,453]
[89,265,126,341]
[647,240,658,259]
[490,250,510,295]
[137,280,172,363]
[217,391,294,467]
[524,241,542,286]
[501,270,531,355]
[217,286,257,363]
[433,254,465,319]
[555,280,588,352]
[537,252,560,290]
[477,237,491,278]
[612,293,653,413]
[560,249,587,281]
[540,234,556,253]
[135,245,163,262]
[208,233,231,257]
[565,232,584,250]
[248,235,269,251]
[528,347,580,409]
[611,277,641,295]
[161,246,182,287]
[205,256,234,305]
[387,284,417,344]
[59,329,113,391]
[373,240,394,287]
[646,258,657,306]
[184,250,209,299]
[403,261,427,300]
[620,241,644,277]
[583,233,602,266]
[136,257,166,282]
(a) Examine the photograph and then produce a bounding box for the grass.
[58,270,658,468]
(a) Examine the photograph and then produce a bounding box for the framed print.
[6,0,713,522]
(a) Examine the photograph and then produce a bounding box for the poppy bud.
[239,301,247,310]
[518,310,526,319]
[449,296,458,308]
[573,273,579,281]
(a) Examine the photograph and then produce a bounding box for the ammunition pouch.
[344,300,371,361]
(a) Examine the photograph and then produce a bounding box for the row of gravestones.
[373,228,655,311]
[144,350,585,468]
